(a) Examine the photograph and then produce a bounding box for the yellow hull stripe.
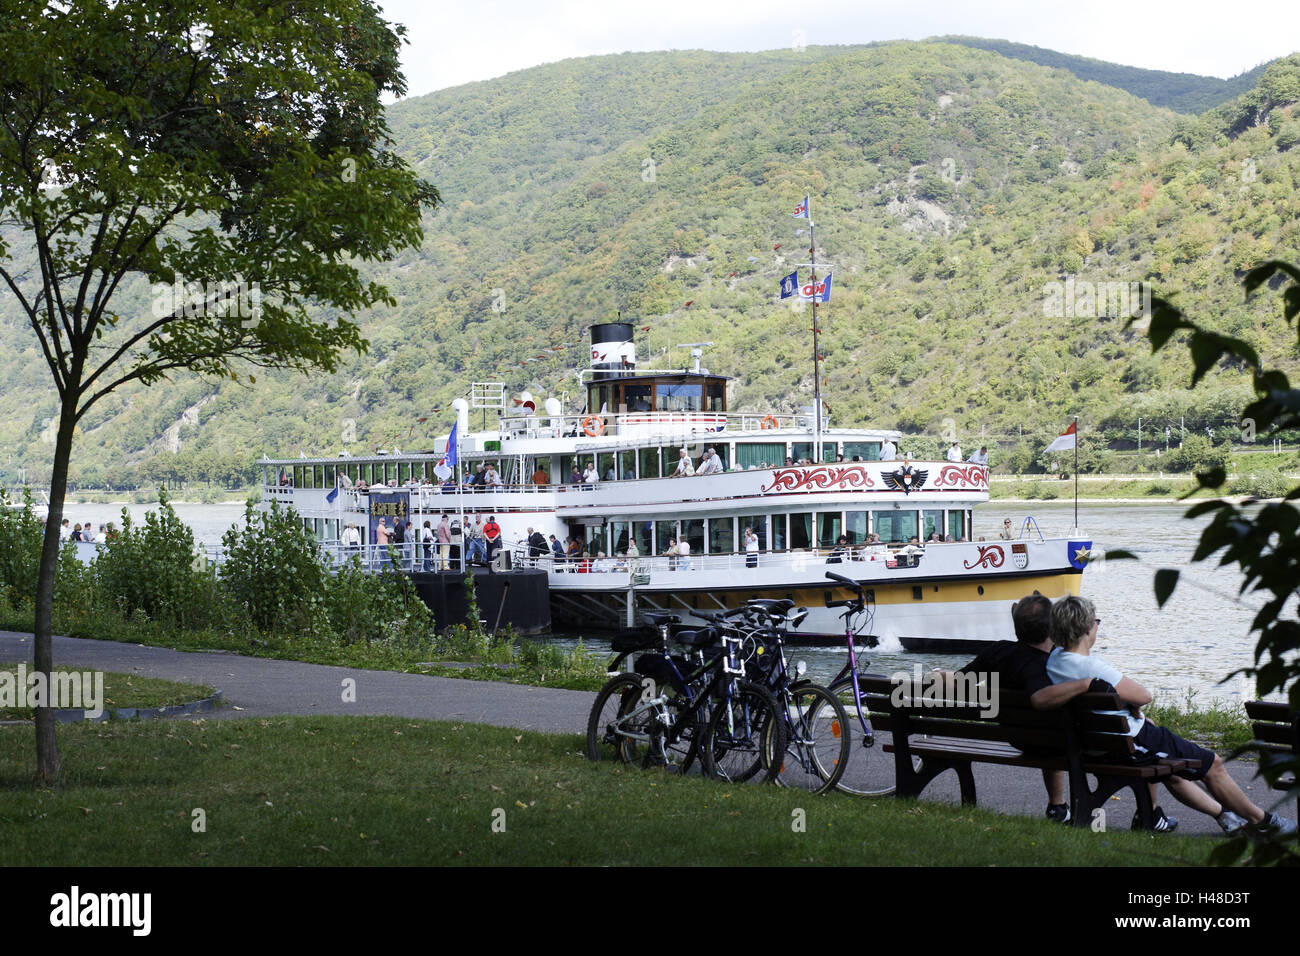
[699,573,1083,610]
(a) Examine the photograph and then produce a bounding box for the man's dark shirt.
[956,641,1050,694]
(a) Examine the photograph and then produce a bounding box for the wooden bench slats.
[1245,700,1291,721]
[884,739,1190,779]
[1251,724,1294,746]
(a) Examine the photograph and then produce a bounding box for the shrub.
[0,489,44,606]
[1229,469,1291,499]
[94,489,213,627]
[220,501,328,632]
[326,556,435,647]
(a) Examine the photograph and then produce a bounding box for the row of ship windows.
[271,441,889,489]
[298,508,971,554]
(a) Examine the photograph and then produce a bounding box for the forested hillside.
[1,40,1298,489]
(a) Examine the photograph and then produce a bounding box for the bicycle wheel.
[770,683,850,795]
[586,674,643,762]
[700,679,784,784]
[620,684,703,773]
[828,675,911,796]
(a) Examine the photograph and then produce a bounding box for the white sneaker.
[1257,812,1298,837]
[1216,810,1247,836]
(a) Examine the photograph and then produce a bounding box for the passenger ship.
[259,323,1089,649]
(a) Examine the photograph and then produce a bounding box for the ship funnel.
[452,398,470,435]
[590,322,635,380]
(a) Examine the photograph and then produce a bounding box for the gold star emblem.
[1073,546,1092,564]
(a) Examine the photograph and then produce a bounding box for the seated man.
[945,593,1093,824]
[1046,595,1297,837]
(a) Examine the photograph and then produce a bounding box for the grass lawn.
[0,662,215,721]
[0,716,1216,866]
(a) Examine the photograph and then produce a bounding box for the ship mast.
[808,213,822,463]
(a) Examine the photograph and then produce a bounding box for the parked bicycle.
[822,570,907,796]
[585,607,785,782]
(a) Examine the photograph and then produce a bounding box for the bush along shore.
[0,490,606,691]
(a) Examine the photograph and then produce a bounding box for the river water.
[55,499,1287,704]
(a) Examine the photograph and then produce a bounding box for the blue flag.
[779,270,798,299]
[325,483,339,504]
[792,196,809,219]
[444,421,459,469]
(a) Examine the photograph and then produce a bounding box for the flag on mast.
[800,272,832,303]
[792,196,809,219]
[1045,422,1077,453]
[434,421,459,481]
[778,270,799,299]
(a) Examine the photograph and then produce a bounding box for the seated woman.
[1046,595,1296,837]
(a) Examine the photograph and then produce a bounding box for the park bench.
[1244,700,1298,816]
[855,675,1201,829]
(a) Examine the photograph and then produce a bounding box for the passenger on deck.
[879,439,896,461]
[532,465,549,485]
[671,449,695,477]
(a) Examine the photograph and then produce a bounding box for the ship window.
[293,465,303,487]
[790,513,812,550]
[637,446,659,479]
[655,520,678,555]
[624,384,651,412]
[618,450,636,480]
[768,514,787,551]
[706,382,725,411]
[633,520,653,556]
[324,466,336,488]
[610,522,630,556]
[922,510,943,541]
[791,443,813,463]
[843,442,882,461]
[656,383,702,412]
[597,453,616,481]
[682,519,704,557]
[735,442,784,470]
[707,517,734,554]
[738,515,767,550]
[846,511,868,544]
[817,512,842,548]
[398,462,410,484]
[873,510,917,544]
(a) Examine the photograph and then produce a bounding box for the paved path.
[1,631,1282,838]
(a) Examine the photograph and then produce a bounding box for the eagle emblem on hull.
[882,465,928,495]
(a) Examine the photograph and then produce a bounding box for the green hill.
[1,40,1299,489]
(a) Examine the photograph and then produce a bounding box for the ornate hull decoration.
[963,544,1005,570]
[760,465,878,494]
[931,464,990,490]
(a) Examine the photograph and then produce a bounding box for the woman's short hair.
[1050,595,1097,648]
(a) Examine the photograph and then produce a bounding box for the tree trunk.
[33,403,77,786]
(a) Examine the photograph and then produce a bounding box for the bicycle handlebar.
[825,570,859,590]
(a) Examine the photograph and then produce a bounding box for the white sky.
[377,0,1299,99]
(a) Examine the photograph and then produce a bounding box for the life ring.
[582,415,605,437]
[760,415,779,430]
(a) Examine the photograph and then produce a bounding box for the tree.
[1141,261,1300,861]
[0,1,438,784]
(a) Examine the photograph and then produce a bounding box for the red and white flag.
[1044,422,1077,453]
